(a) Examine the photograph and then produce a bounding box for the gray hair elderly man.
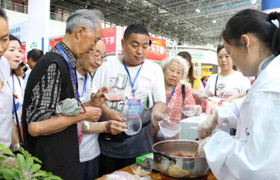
[22,9,105,180]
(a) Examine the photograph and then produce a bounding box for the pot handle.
[154,151,176,164]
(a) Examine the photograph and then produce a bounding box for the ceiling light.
[195,9,200,13]
[251,0,256,4]
[212,20,216,23]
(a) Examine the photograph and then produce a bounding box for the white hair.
[66,9,104,34]
[161,56,189,80]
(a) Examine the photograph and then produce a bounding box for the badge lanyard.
[167,85,177,105]
[12,74,16,115]
[81,74,87,97]
[122,57,144,97]
[56,44,86,113]
[56,44,80,100]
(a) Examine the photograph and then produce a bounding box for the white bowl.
[159,121,181,137]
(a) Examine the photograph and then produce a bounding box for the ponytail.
[268,11,280,55]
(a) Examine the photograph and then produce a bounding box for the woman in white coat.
[198,9,280,180]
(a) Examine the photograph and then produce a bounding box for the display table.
[95,163,217,180]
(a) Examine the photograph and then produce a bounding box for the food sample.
[168,164,190,177]
[171,152,200,158]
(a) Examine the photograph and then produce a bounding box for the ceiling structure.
[50,0,261,46]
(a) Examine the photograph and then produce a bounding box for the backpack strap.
[181,84,185,107]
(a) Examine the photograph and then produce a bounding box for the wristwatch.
[10,144,20,152]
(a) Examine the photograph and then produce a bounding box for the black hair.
[123,24,151,45]
[0,8,8,21]
[222,9,280,55]
[178,51,195,83]
[9,34,21,47]
[27,49,43,63]
[217,44,224,54]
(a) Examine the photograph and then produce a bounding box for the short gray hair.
[66,9,104,34]
[161,56,189,80]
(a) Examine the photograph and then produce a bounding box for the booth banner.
[21,43,26,63]
[26,38,42,56]
[50,37,63,49]
[146,37,166,62]
[102,27,116,55]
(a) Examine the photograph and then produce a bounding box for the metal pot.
[152,140,210,179]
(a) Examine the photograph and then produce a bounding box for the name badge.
[80,96,86,104]
[128,99,141,116]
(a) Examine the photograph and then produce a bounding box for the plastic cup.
[124,115,142,136]
[159,121,181,137]
[104,90,124,102]
[182,105,197,117]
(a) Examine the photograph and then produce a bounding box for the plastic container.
[104,90,124,102]
[182,105,197,117]
[124,115,142,136]
[159,121,181,137]
[131,163,152,177]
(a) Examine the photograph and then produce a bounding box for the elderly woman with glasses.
[153,56,201,143]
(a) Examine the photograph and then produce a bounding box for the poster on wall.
[21,43,26,63]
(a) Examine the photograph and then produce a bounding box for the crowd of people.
[1,6,280,180]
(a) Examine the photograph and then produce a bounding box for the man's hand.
[104,109,125,122]
[106,120,127,135]
[0,155,17,167]
[90,87,110,107]
[84,106,103,122]
[151,112,169,131]
[197,137,210,158]
[198,113,218,139]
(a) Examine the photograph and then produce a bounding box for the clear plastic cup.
[159,121,181,137]
[124,115,142,136]
[182,105,197,117]
[104,89,125,102]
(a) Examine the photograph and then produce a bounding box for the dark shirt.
[25,41,77,123]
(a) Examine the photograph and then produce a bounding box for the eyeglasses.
[93,50,107,63]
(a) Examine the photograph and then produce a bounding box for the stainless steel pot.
[152,140,210,179]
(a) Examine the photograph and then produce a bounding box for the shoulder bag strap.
[214,74,219,96]
[13,98,23,146]
[181,84,185,107]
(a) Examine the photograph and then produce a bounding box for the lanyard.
[81,74,87,97]
[12,74,15,94]
[56,44,80,100]
[167,85,177,105]
[122,57,144,95]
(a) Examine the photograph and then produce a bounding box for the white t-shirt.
[77,71,100,163]
[91,56,166,158]
[10,74,24,124]
[204,71,251,100]
[92,56,166,116]
[0,57,13,148]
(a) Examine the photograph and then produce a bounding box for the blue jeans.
[81,156,100,180]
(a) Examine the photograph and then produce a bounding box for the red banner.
[21,43,26,63]
[102,27,116,55]
[146,37,166,62]
[50,37,63,49]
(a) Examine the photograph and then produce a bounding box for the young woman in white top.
[4,35,24,127]
[204,44,251,101]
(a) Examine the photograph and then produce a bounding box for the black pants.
[81,156,100,180]
[99,154,136,177]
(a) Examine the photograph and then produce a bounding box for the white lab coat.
[204,55,280,180]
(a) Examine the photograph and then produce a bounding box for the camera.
[19,61,28,72]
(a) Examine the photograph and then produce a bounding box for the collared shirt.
[257,55,276,76]
[26,41,78,123]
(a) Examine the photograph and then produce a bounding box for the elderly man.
[22,9,104,180]
[77,40,126,180]
[92,24,167,175]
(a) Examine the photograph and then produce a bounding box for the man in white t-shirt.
[92,24,167,175]
[77,40,127,180]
